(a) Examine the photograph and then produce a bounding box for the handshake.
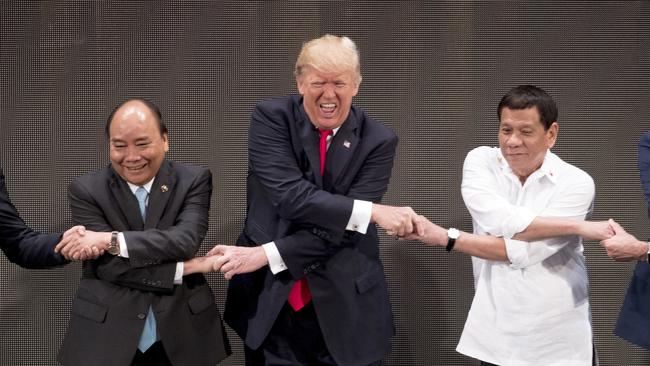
[185,204,441,279]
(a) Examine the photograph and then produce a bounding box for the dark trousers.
[131,341,172,366]
[245,303,382,366]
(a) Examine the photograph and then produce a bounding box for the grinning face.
[108,101,168,186]
[498,106,557,184]
[297,66,359,130]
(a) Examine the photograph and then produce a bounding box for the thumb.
[207,245,225,257]
[608,219,625,234]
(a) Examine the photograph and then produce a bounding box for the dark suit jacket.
[57,160,229,366]
[225,95,396,366]
[0,168,66,268]
[615,130,650,349]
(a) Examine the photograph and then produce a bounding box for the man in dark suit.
[0,167,101,267]
[601,130,650,349]
[56,99,229,366]
[203,35,421,366]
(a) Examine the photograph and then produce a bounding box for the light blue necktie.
[135,186,157,352]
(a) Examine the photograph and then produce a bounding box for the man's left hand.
[207,245,269,279]
[600,219,647,262]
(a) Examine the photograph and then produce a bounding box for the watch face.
[107,245,120,255]
[448,228,460,239]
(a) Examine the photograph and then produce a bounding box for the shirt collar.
[497,149,558,184]
[127,178,155,195]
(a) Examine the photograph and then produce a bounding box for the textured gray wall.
[1,1,649,365]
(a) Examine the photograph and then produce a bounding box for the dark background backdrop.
[1,1,649,365]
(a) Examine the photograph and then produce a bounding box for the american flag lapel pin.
[343,140,351,148]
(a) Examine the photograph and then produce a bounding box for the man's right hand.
[371,203,425,237]
[576,220,615,241]
[55,227,109,261]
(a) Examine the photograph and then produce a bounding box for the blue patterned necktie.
[134,186,157,352]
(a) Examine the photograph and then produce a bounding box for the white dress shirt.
[456,146,594,366]
[119,179,184,284]
[263,127,373,274]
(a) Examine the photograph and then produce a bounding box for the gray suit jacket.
[58,160,229,366]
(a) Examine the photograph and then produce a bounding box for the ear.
[351,81,360,97]
[162,133,169,152]
[296,76,306,95]
[546,122,558,149]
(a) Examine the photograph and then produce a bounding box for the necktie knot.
[319,129,333,140]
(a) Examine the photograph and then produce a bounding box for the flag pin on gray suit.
[343,140,351,148]
[160,184,169,193]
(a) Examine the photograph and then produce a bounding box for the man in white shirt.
[406,85,612,366]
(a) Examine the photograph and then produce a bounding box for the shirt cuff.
[118,232,129,258]
[346,199,372,234]
[502,208,536,239]
[504,237,530,269]
[262,242,288,274]
[174,262,183,284]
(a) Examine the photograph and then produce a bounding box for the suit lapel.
[324,111,358,190]
[145,160,173,230]
[298,103,323,187]
[108,167,144,230]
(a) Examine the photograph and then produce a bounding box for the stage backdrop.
[1,1,649,365]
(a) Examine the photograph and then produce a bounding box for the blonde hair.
[294,35,362,84]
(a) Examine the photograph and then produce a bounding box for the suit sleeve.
[121,169,211,266]
[638,131,650,210]
[248,103,354,238]
[69,180,176,293]
[274,134,398,279]
[0,172,67,268]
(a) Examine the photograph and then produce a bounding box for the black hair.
[497,85,557,129]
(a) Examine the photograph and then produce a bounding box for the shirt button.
[137,313,146,320]
[353,224,359,229]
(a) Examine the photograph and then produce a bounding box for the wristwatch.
[446,228,460,252]
[646,241,650,262]
[106,231,120,255]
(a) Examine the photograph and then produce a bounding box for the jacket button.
[137,313,146,320]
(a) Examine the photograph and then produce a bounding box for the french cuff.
[118,232,129,258]
[346,199,372,234]
[262,242,287,274]
[173,262,183,284]
[505,238,530,270]
[502,208,536,239]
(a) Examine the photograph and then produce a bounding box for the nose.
[124,146,141,161]
[323,83,336,98]
[505,132,522,147]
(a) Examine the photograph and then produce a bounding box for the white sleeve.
[346,199,372,234]
[118,232,129,258]
[174,262,183,284]
[461,147,536,238]
[263,242,288,274]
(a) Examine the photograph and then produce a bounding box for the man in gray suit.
[57,99,229,366]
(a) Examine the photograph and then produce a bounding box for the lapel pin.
[160,184,169,193]
[343,140,351,148]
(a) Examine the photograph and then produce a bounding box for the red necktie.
[287,129,333,311]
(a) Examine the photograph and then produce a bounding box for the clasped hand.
[54,226,107,261]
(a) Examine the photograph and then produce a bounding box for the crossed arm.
[406,149,612,264]
[58,172,212,291]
